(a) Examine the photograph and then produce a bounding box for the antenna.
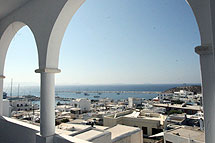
[10,79,13,97]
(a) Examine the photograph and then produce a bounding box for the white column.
[35,68,60,138]
[0,75,5,116]
[195,45,215,143]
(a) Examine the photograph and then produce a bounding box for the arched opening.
[0,21,39,118]
[57,0,201,87]
[4,25,39,97]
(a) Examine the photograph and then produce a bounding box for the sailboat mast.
[18,84,20,97]
[10,79,13,97]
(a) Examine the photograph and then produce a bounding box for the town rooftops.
[57,122,108,134]
[73,130,106,140]
[105,110,163,121]
[75,98,90,102]
[71,108,81,111]
[106,124,141,142]
[164,126,205,143]
[154,103,202,111]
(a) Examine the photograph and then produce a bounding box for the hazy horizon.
[3,82,201,87]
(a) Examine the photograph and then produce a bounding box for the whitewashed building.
[3,99,11,117]
[128,97,143,108]
[174,90,194,98]
[164,126,204,143]
[9,97,39,111]
[70,98,91,112]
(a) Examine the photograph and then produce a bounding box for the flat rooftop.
[74,130,104,140]
[57,123,109,135]
[106,124,140,140]
[1,117,91,143]
[123,111,161,121]
[105,110,162,122]
[154,103,201,111]
[58,123,89,131]
[166,126,204,142]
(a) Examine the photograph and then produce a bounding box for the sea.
[4,84,200,102]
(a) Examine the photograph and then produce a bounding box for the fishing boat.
[76,91,81,94]
[3,92,7,99]
[84,93,90,96]
[94,95,100,98]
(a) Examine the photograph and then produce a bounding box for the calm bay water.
[4,84,200,101]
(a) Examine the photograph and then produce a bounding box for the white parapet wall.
[0,116,92,143]
[0,117,39,143]
[3,99,11,117]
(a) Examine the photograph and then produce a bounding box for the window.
[142,126,147,135]
[152,128,163,135]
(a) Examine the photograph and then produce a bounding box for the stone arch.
[45,0,85,69]
[186,0,212,45]
[0,0,85,71]
[0,21,38,75]
[0,21,39,116]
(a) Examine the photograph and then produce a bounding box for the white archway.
[0,22,29,75]
[186,1,215,143]
[0,0,85,141]
[0,21,39,116]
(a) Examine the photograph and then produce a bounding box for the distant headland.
[164,85,201,94]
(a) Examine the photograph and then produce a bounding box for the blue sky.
[4,0,201,86]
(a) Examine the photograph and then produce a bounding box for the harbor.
[1,85,204,143]
[56,90,161,94]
